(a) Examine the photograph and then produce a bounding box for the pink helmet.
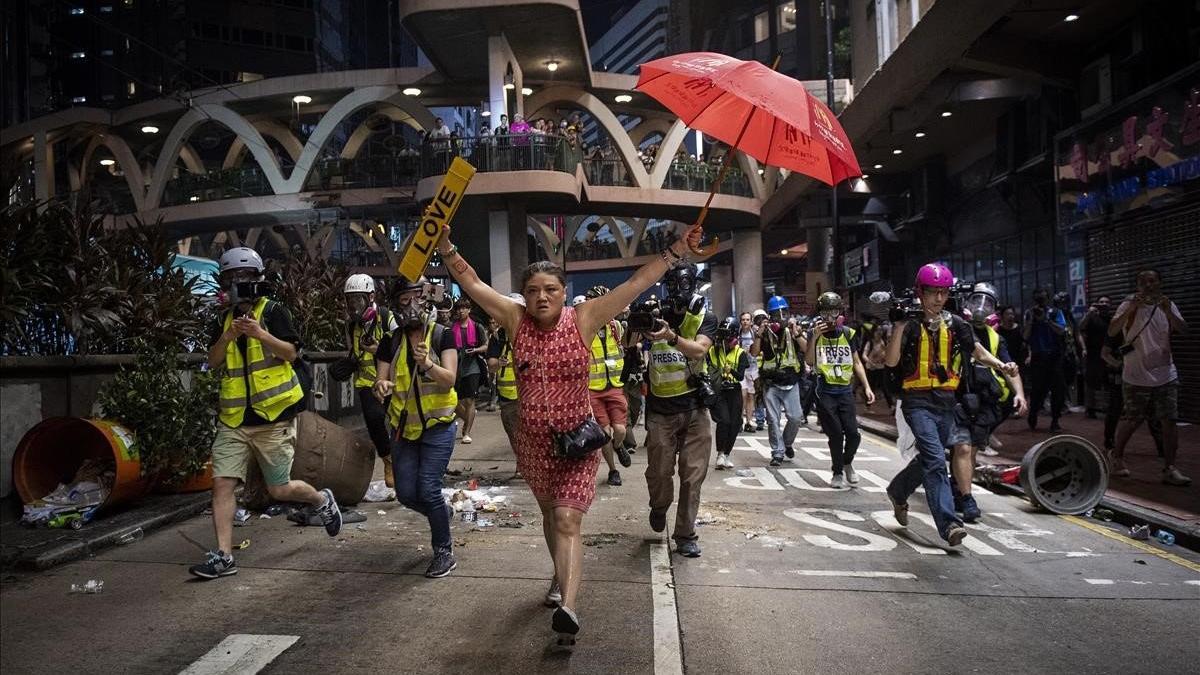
[915,262,954,289]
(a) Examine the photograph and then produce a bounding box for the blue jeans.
[887,406,961,541]
[765,384,803,458]
[391,421,456,550]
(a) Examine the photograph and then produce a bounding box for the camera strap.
[1123,304,1159,347]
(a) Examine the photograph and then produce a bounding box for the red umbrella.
[636,52,861,185]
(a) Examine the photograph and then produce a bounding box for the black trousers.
[1027,353,1067,424]
[815,389,861,474]
[358,387,392,458]
[710,387,743,455]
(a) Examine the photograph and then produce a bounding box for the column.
[733,229,764,313]
[488,210,512,295]
[806,225,832,306]
[506,201,528,291]
[487,34,522,126]
[710,264,733,319]
[34,131,55,209]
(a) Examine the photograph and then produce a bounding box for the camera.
[689,372,720,408]
[627,300,662,332]
[230,280,272,305]
[873,288,925,322]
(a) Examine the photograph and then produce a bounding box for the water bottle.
[460,500,476,523]
[116,527,144,545]
[1155,530,1176,546]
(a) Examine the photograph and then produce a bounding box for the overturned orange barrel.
[13,417,147,508]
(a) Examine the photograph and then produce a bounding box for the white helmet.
[572,295,587,307]
[508,292,526,307]
[344,273,375,294]
[218,247,264,274]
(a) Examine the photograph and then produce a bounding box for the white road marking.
[870,511,947,555]
[783,508,897,552]
[788,569,917,580]
[1185,580,1200,586]
[722,467,785,490]
[180,634,299,675]
[650,540,684,675]
[1085,578,1115,585]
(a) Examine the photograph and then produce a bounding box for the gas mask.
[965,293,996,327]
[819,310,841,327]
[396,302,427,332]
[346,293,372,321]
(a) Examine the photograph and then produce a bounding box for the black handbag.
[553,417,611,460]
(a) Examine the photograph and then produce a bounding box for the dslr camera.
[689,372,720,408]
[229,280,273,306]
[627,300,662,332]
[887,289,926,321]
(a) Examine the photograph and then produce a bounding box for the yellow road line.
[1061,515,1200,573]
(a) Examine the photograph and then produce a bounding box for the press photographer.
[758,295,808,467]
[643,263,716,558]
[706,317,751,470]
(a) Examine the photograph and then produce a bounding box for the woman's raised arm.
[576,225,707,339]
[437,225,525,337]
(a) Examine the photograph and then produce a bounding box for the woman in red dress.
[438,223,705,642]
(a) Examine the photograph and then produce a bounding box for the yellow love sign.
[397,157,477,281]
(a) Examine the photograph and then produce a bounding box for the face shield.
[965,292,997,324]
[818,309,841,324]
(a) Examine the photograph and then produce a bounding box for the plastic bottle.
[1155,530,1176,546]
[116,527,144,545]
[460,500,476,523]
[70,579,104,594]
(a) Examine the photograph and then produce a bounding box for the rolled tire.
[1019,434,1108,515]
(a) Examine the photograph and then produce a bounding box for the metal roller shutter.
[1086,202,1200,422]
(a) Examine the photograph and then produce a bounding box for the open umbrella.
[636,52,861,249]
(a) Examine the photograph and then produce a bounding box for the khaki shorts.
[589,386,629,428]
[1122,380,1179,422]
[212,419,296,486]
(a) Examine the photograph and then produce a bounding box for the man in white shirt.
[1107,269,1190,486]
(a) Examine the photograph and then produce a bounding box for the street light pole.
[824,0,841,291]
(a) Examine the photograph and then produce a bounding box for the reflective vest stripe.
[218,298,305,427]
[648,307,705,398]
[760,330,801,372]
[496,342,518,400]
[352,310,390,389]
[902,324,960,391]
[706,344,744,383]
[985,326,1011,402]
[386,324,459,441]
[588,322,624,391]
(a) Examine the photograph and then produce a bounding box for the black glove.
[329,356,358,382]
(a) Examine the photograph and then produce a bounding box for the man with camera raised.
[883,263,1017,547]
[806,292,874,488]
[759,295,808,467]
[642,263,716,558]
[192,247,342,580]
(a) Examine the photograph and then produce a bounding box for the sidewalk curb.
[3,492,211,571]
[857,418,1200,546]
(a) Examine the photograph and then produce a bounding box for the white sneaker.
[844,465,859,485]
[1163,466,1192,486]
[462,435,473,444]
[715,454,727,470]
[830,474,846,489]
[723,454,735,470]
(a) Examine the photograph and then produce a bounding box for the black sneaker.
[607,469,622,486]
[189,550,237,579]
[1049,420,1063,433]
[960,494,982,523]
[425,546,457,578]
[743,423,755,433]
[676,540,701,557]
[315,488,342,537]
[784,446,795,459]
[769,456,782,467]
[755,422,765,431]
[552,606,581,643]
[649,509,667,533]
[615,444,632,468]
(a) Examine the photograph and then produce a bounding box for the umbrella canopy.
[636,52,861,185]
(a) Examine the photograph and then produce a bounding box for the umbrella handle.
[689,231,719,257]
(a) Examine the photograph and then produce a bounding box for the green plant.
[274,245,347,351]
[96,351,218,486]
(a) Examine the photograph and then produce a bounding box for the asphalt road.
[2,410,1197,674]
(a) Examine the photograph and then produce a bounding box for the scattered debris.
[1134,559,1147,565]
[22,458,114,528]
[696,512,726,526]
[499,521,526,529]
[115,527,144,545]
[583,533,621,547]
[70,579,104,594]
[377,510,388,516]
[264,504,288,516]
[233,508,251,526]
[734,469,754,478]
[233,539,251,550]
[1156,530,1176,546]
[355,524,367,531]
[1129,524,1151,541]
[475,518,494,528]
[258,513,272,520]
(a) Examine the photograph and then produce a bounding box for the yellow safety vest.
[588,321,624,391]
[760,328,802,374]
[386,324,459,441]
[902,323,961,392]
[706,343,745,385]
[649,307,705,398]
[982,325,1012,403]
[351,307,393,389]
[218,298,304,428]
[496,341,518,401]
[814,327,856,386]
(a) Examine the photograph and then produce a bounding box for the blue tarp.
[171,254,220,295]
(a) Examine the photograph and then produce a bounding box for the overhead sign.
[397,157,476,281]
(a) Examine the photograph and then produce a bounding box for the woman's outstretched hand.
[437,224,454,255]
[677,223,714,261]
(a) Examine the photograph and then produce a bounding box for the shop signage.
[843,239,879,288]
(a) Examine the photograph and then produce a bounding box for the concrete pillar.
[506,202,529,291]
[710,264,733,319]
[487,34,522,126]
[806,225,832,306]
[34,131,55,207]
[488,210,513,295]
[733,229,764,312]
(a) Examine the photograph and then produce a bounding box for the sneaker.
[981,446,1000,457]
[315,488,342,537]
[649,509,667,533]
[721,453,735,470]
[1027,414,1038,431]
[988,434,1003,449]
[1110,456,1132,478]
[743,423,755,433]
[623,436,637,450]
[887,491,908,527]
[615,444,632,468]
[830,474,846,489]
[607,469,622,486]
[544,579,562,607]
[552,606,581,637]
[1048,421,1063,433]
[425,547,457,578]
[462,435,473,444]
[784,446,795,459]
[714,454,727,470]
[756,422,765,432]
[676,540,702,557]
[960,494,982,523]
[1163,467,1192,486]
[769,456,782,467]
[189,550,237,579]
[844,465,859,485]
[945,524,967,547]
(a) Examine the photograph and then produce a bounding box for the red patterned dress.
[513,306,599,512]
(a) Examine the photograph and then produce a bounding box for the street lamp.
[402,88,421,96]
[546,60,559,72]
[614,94,632,103]
[291,95,312,104]
[140,125,159,134]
